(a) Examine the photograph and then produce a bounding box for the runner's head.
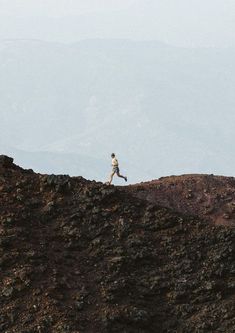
[111,153,115,158]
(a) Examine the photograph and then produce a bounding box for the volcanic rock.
[0,157,234,332]
[128,174,235,226]
[0,155,14,168]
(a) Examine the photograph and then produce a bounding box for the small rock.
[2,286,14,297]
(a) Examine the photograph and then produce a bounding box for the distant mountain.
[1,1,235,47]
[1,39,235,182]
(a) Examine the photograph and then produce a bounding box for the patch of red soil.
[127,174,235,226]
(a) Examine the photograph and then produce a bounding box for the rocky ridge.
[128,175,235,227]
[0,156,234,333]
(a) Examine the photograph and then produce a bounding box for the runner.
[107,153,127,185]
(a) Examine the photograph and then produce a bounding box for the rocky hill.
[0,155,234,333]
[128,174,235,227]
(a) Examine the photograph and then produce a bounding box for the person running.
[107,153,127,185]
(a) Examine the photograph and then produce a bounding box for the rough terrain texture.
[0,156,234,333]
[128,175,235,227]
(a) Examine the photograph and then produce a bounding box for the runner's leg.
[117,170,127,182]
[108,171,115,185]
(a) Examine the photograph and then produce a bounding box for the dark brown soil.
[0,156,234,333]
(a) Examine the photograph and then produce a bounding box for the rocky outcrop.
[0,158,234,332]
[0,155,14,168]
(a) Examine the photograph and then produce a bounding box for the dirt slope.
[127,174,235,226]
[0,156,234,333]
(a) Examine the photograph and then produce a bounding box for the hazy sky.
[0,0,235,47]
[0,0,135,17]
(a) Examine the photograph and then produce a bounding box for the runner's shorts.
[113,166,119,173]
